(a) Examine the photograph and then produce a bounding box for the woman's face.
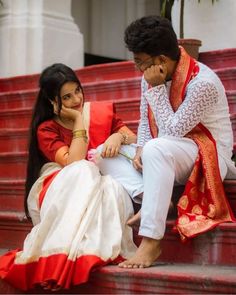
[59,81,84,112]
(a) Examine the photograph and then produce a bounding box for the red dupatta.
[148,46,235,241]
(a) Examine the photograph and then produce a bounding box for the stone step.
[0,96,141,130]
[227,90,236,114]
[0,262,236,294]
[0,178,235,216]
[135,221,236,266]
[0,210,235,267]
[0,151,27,179]
[0,179,25,213]
[0,77,142,110]
[0,212,29,250]
[1,111,236,153]
[1,46,236,93]
[0,115,236,178]
[0,65,236,112]
[0,61,141,92]
[0,179,235,254]
[0,129,28,153]
[1,92,235,131]
[199,48,236,70]
[214,67,236,91]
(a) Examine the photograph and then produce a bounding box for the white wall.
[0,0,84,77]
[72,0,161,60]
[171,0,236,52]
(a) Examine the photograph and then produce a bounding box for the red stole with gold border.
[148,47,235,241]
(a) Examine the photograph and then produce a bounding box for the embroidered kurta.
[137,62,235,176]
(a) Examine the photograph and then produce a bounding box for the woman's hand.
[101,133,123,158]
[53,102,82,121]
[60,105,82,121]
[133,147,143,171]
[144,64,167,87]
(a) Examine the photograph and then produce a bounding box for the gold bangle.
[73,129,87,137]
[72,130,88,143]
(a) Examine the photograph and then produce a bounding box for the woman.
[0,63,137,291]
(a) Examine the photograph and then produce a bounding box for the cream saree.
[0,160,136,290]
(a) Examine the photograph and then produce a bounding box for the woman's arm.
[57,105,88,165]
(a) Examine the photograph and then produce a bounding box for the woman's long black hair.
[24,63,83,219]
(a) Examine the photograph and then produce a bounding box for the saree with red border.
[0,102,136,291]
[147,47,235,241]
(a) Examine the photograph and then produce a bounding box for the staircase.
[0,48,236,294]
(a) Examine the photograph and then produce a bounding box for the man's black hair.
[124,15,180,60]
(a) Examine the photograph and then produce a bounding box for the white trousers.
[98,136,228,240]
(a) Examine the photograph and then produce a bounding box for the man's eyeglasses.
[134,57,154,71]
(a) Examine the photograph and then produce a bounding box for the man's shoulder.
[189,61,223,88]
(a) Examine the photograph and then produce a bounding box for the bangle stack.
[72,129,88,143]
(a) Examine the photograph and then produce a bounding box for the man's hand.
[133,147,143,171]
[101,133,123,158]
[144,64,167,87]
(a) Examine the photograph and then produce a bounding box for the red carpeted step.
[199,48,236,70]
[215,67,236,91]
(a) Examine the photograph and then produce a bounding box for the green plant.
[161,0,218,38]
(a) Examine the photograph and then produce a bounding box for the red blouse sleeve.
[37,121,69,162]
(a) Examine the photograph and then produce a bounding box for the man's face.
[133,53,161,72]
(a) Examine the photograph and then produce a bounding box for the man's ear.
[159,55,168,64]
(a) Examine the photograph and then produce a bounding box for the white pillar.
[0,0,84,78]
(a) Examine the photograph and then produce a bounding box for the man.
[98,15,236,268]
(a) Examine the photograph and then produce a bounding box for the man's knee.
[142,138,173,161]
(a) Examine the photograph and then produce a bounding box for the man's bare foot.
[127,210,141,227]
[118,237,161,268]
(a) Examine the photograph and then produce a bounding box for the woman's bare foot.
[127,210,141,227]
[118,237,161,268]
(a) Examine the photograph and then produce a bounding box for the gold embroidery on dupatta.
[179,215,190,225]
[192,205,203,215]
[207,204,216,218]
[178,195,189,210]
